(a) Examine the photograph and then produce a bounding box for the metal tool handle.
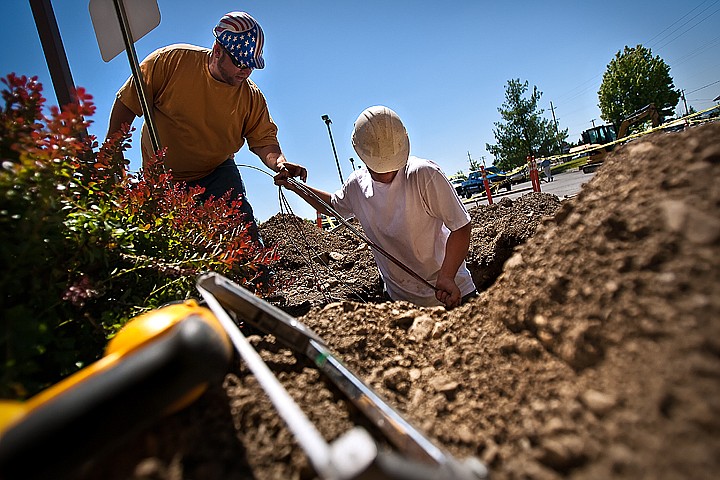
[197,272,326,351]
[197,284,341,479]
[306,338,447,466]
[198,281,482,480]
[196,273,488,479]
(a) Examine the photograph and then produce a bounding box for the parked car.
[448,176,465,197]
[460,167,512,199]
[507,165,529,185]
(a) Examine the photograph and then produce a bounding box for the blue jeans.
[185,158,261,245]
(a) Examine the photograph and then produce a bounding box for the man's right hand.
[274,161,307,184]
[435,276,462,309]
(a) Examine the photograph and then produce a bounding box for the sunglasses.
[217,41,251,70]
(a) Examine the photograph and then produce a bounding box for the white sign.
[89,0,160,62]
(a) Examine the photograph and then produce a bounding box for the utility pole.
[321,115,344,184]
[549,101,561,152]
[550,101,559,133]
[591,119,596,128]
[681,89,689,116]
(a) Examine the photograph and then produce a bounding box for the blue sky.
[3,1,719,222]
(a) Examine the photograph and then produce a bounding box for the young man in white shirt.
[279,106,476,308]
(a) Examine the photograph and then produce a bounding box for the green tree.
[468,154,483,172]
[452,170,467,181]
[598,45,680,128]
[486,79,567,171]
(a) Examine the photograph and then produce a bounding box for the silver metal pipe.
[112,0,162,154]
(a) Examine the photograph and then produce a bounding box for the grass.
[551,157,589,174]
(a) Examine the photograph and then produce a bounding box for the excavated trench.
[261,191,563,313]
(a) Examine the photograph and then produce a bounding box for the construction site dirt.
[82,122,719,480]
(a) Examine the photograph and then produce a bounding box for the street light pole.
[322,115,344,184]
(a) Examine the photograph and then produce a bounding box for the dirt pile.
[82,122,719,480]
[259,215,383,313]
[465,193,562,291]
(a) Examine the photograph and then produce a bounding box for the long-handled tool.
[198,281,377,480]
[197,272,488,480]
[285,178,439,293]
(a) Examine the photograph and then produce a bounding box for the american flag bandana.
[213,12,265,69]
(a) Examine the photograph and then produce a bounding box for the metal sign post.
[89,0,162,153]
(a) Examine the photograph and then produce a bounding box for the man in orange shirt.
[107,11,306,244]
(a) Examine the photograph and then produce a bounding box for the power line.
[686,79,720,94]
[554,4,717,116]
[645,0,712,47]
[536,3,720,140]
[653,2,720,51]
[552,72,603,105]
[668,34,720,66]
[552,6,719,111]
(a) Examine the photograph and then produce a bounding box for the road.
[461,169,595,208]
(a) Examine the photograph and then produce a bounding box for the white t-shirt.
[331,156,476,306]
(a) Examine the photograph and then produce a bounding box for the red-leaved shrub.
[0,73,275,398]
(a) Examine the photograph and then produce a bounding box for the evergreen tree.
[486,79,567,171]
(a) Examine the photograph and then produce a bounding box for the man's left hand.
[435,276,462,308]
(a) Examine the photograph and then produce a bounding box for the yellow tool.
[0,300,232,480]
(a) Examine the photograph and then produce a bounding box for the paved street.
[461,169,596,208]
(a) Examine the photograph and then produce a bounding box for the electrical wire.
[667,34,720,67]
[236,164,374,303]
[686,79,720,94]
[274,187,375,303]
[651,1,720,51]
[646,0,715,48]
[276,189,335,305]
[553,1,720,133]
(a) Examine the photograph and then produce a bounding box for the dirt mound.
[465,193,563,290]
[259,215,383,314]
[82,122,720,480]
[260,192,564,311]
